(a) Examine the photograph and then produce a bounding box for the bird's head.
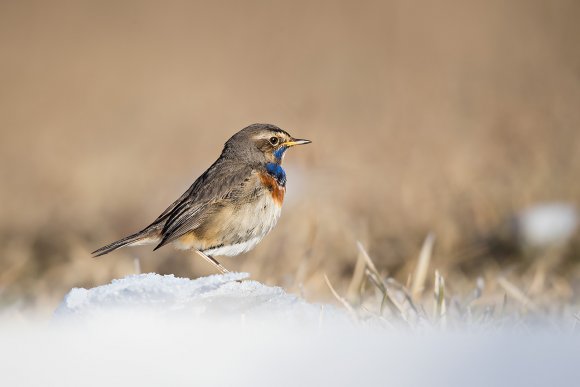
[223,123,311,164]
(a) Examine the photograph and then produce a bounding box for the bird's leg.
[194,250,230,274]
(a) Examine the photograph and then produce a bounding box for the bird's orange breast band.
[259,172,285,206]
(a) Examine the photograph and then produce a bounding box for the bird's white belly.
[203,237,264,257]
[202,193,282,257]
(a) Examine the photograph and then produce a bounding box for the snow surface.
[1,273,580,387]
[55,272,349,327]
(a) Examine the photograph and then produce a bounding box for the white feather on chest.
[202,193,283,257]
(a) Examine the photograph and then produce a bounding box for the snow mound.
[1,274,579,387]
[55,272,349,326]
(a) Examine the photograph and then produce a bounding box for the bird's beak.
[283,138,312,147]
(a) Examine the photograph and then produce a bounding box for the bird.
[92,123,311,274]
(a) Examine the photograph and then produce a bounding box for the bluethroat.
[92,123,311,274]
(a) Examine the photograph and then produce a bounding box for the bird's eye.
[269,137,279,145]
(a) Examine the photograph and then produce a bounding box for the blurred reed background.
[1,0,580,314]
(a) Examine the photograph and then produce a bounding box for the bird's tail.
[92,228,160,257]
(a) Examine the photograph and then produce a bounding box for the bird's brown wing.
[153,159,257,250]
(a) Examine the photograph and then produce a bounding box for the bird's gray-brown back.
[152,156,260,249]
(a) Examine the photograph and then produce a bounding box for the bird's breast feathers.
[259,169,286,207]
[174,167,285,256]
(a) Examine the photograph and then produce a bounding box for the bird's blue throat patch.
[273,146,288,162]
[266,162,287,187]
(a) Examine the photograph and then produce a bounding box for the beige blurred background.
[1,0,580,311]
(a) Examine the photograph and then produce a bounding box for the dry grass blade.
[346,248,367,305]
[365,268,405,320]
[356,241,387,299]
[323,273,358,320]
[463,277,485,308]
[434,270,447,327]
[497,277,539,313]
[386,278,420,316]
[411,233,436,300]
[356,242,414,322]
[356,241,382,277]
